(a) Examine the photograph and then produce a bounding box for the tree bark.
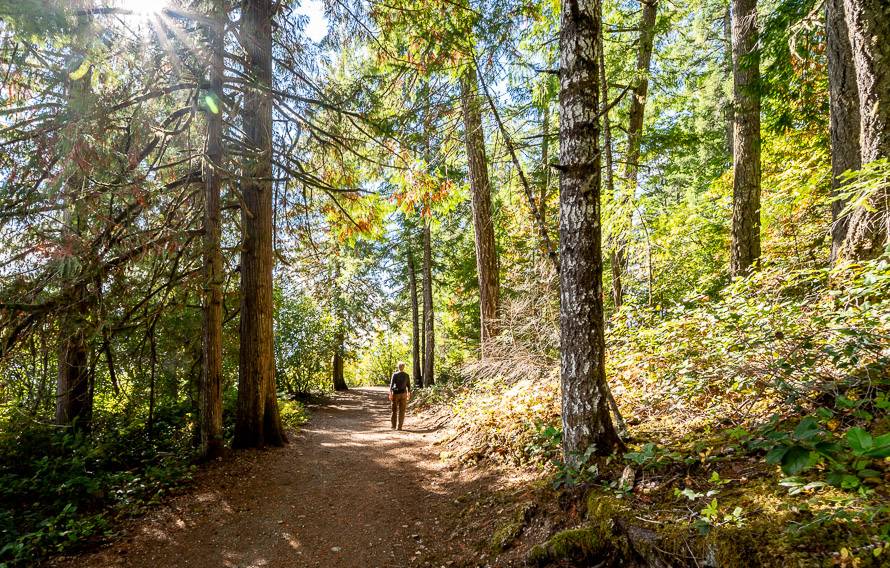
[614,0,658,307]
[826,0,861,263]
[826,0,861,262]
[599,12,620,309]
[147,319,157,437]
[540,106,551,224]
[558,0,622,462]
[332,332,348,391]
[478,71,559,271]
[200,0,226,459]
[422,218,435,387]
[56,289,90,428]
[838,0,890,261]
[730,0,762,277]
[724,6,734,159]
[56,18,93,430]
[460,66,500,351]
[235,0,286,448]
[623,0,657,192]
[407,244,422,388]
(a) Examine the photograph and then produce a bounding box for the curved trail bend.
[59,387,492,568]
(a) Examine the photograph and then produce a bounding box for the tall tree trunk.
[558,0,622,462]
[407,245,422,388]
[623,0,657,193]
[200,0,226,459]
[332,331,348,391]
[730,0,762,277]
[421,275,426,385]
[599,12,621,309]
[56,18,93,430]
[56,288,90,428]
[838,0,890,261]
[597,14,629,437]
[147,319,157,437]
[724,6,734,159]
[478,72,558,270]
[826,0,861,263]
[614,0,658,307]
[235,0,286,448]
[460,66,500,352]
[422,218,435,387]
[540,105,551,224]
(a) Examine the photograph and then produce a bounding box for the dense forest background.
[0,0,888,565]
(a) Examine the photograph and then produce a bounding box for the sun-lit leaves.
[391,163,457,217]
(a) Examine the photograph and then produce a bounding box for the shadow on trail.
[57,387,497,568]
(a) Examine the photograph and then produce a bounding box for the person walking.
[388,362,411,430]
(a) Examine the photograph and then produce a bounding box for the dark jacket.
[389,371,410,394]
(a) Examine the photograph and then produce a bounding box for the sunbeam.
[120,0,168,14]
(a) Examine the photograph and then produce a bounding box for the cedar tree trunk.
[730,0,762,277]
[200,0,226,459]
[460,66,500,352]
[235,0,286,448]
[422,219,435,387]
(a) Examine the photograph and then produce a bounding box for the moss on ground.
[578,485,890,567]
[526,527,618,566]
[489,502,537,553]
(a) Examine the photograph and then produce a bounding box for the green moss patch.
[489,502,537,553]
[526,527,616,566]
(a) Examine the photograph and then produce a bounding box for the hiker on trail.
[388,362,411,430]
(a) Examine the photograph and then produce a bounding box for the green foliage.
[278,399,310,432]
[692,498,745,535]
[352,328,412,386]
[527,422,562,464]
[275,290,337,395]
[552,445,600,490]
[610,257,889,420]
[0,411,195,566]
[754,415,890,490]
[623,442,686,469]
[837,158,890,221]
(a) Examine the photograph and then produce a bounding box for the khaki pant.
[390,392,407,429]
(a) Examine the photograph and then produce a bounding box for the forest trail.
[54,388,493,568]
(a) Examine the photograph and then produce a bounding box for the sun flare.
[120,0,168,16]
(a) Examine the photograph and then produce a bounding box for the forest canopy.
[0,0,888,565]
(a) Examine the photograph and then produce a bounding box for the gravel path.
[56,387,488,568]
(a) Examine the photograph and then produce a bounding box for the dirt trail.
[56,387,496,568]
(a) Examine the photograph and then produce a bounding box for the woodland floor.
[48,387,535,568]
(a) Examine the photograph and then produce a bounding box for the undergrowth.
[0,396,308,567]
[0,404,195,567]
[423,256,889,565]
